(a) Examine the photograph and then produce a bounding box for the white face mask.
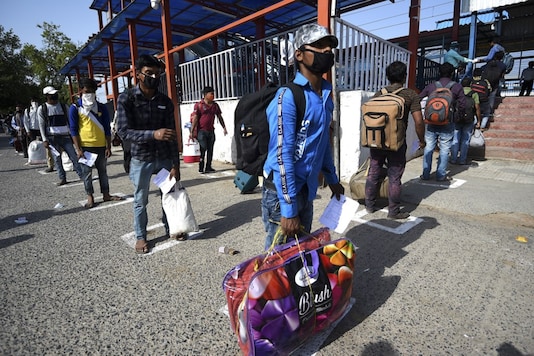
[31,101,38,109]
[82,93,96,108]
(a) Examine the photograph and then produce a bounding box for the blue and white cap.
[294,24,338,50]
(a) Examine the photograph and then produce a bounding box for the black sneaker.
[388,212,410,220]
[365,207,377,214]
[205,167,216,173]
[56,179,67,186]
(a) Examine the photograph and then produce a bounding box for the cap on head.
[450,41,459,49]
[294,23,338,50]
[43,86,58,95]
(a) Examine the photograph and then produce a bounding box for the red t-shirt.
[194,100,221,132]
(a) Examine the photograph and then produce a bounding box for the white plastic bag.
[62,151,73,171]
[470,129,485,148]
[28,139,47,165]
[161,182,198,235]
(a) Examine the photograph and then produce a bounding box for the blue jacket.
[263,71,339,218]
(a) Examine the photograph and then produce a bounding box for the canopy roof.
[61,0,384,76]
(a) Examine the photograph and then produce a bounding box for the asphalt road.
[1,134,533,356]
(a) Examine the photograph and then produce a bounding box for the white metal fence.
[178,18,412,103]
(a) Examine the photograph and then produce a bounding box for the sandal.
[170,233,187,241]
[135,240,149,254]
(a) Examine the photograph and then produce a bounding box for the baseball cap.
[294,24,338,50]
[450,41,459,48]
[43,86,58,95]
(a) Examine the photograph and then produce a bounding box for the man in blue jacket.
[262,24,344,250]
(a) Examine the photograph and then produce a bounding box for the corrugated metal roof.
[61,0,383,77]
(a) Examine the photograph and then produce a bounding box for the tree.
[23,22,79,103]
[0,25,35,113]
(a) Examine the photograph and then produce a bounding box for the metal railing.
[333,18,411,92]
[178,19,412,103]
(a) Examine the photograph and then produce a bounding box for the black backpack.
[234,82,306,176]
[471,78,490,102]
[455,91,475,125]
[482,60,503,89]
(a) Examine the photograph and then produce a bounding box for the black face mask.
[49,94,59,101]
[143,75,160,90]
[301,48,335,74]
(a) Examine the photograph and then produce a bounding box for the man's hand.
[169,164,181,182]
[154,128,176,141]
[105,147,112,158]
[329,183,345,200]
[223,128,228,136]
[281,216,300,237]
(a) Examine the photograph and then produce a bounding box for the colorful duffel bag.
[222,228,355,355]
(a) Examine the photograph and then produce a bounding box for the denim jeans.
[261,185,313,250]
[488,89,498,115]
[479,101,491,129]
[197,130,215,170]
[365,144,407,216]
[129,157,172,241]
[80,146,109,195]
[49,135,83,181]
[422,124,454,180]
[450,121,475,164]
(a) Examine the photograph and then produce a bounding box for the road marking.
[120,223,204,255]
[352,208,423,234]
[78,192,131,210]
[414,177,466,188]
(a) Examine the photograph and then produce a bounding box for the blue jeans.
[49,135,82,181]
[479,101,491,129]
[129,158,172,241]
[365,144,407,216]
[422,124,454,180]
[450,121,475,164]
[80,146,109,195]
[261,185,313,250]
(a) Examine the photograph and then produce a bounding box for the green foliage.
[0,22,79,114]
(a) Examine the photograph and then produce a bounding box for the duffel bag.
[222,228,355,355]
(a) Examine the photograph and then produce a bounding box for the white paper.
[152,168,176,194]
[78,151,98,167]
[49,145,61,157]
[319,194,359,234]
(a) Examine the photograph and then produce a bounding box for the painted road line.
[78,192,131,210]
[352,208,423,234]
[414,177,466,188]
[120,223,204,255]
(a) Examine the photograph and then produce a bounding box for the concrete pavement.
[1,134,533,355]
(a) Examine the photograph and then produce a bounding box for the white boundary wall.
[180,90,422,183]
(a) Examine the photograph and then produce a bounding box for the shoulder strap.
[435,81,443,88]
[466,91,473,98]
[391,87,405,95]
[40,103,48,120]
[445,81,455,89]
[284,82,306,128]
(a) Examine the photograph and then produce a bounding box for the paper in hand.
[78,151,98,167]
[152,168,176,194]
[319,194,359,234]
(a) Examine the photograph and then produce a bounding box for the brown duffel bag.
[349,158,389,200]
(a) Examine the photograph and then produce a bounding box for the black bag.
[482,60,504,89]
[471,78,490,102]
[503,52,514,74]
[234,82,306,176]
[456,91,475,125]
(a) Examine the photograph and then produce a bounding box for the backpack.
[455,91,475,125]
[471,78,490,102]
[234,82,306,176]
[482,60,503,89]
[360,87,406,151]
[424,81,456,125]
[503,52,514,74]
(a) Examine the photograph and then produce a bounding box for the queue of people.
[4,27,520,255]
